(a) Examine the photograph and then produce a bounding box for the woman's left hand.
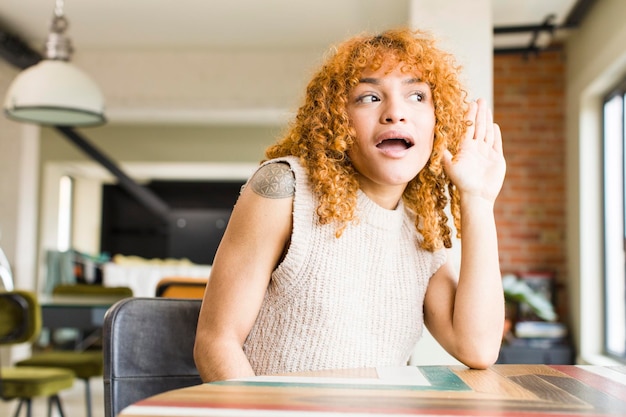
[442,98,506,203]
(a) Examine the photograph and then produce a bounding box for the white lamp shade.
[4,60,106,126]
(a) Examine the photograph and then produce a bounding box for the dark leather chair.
[102,297,203,417]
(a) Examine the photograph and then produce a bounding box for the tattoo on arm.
[249,162,295,198]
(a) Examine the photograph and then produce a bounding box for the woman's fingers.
[493,123,503,154]
[473,98,487,141]
[484,104,494,146]
[468,98,498,150]
[465,100,478,140]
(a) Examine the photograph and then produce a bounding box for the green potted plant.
[502,274,557,322]
[502,274,558,340]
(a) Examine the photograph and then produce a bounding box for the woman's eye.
[409,92,425,102]
[358,94,379,103]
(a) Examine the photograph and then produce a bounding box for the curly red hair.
[265,28,469,250]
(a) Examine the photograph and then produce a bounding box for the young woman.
[194,28,506,382]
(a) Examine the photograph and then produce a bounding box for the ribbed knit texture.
[243,156,447,375]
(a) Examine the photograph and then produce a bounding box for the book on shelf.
[506,335,569,349]
[514,321,568,339]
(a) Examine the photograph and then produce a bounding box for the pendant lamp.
[3,0,106,127]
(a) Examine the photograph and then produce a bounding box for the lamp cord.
[54,0,65,17]
[47,0,72,60]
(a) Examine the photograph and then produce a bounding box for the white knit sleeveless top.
[242,156,446,375]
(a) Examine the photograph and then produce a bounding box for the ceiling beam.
[493,0,599,56]
[0,29,40,68]
[55,126,171,220]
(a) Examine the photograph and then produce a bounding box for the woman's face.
[346,62,436,203]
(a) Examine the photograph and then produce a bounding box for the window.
[57,175,74,252]
[603,79,626,361]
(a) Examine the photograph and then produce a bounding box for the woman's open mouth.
[376,138,414,151]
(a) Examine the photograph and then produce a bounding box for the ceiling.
[0,0,594,61]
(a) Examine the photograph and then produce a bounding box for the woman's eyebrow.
[405,77,423,84]
[358,77,380,85]
[357,77,424,85]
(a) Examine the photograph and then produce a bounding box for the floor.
[0,376,105,417]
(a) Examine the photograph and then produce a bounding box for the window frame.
[602,77,626,362]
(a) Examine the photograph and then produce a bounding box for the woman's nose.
[380,99,406,124]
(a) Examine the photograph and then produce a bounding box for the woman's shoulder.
[249,161,296,198]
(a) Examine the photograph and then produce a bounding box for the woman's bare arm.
[193,164,294,382]
[424,99,506,369]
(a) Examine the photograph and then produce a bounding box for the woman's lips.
[376,138,413,157]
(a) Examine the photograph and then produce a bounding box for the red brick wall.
[493,48,568,316]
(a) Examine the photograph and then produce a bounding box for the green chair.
[0,290,75,417]
[15,284,132,417]
[51,284,133,298]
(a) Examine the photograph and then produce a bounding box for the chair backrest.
[102,297,203,417]
[0,290,40,346]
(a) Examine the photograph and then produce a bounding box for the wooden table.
[39,294,127,350]
[40,294,125,329]
[118,364,626,416]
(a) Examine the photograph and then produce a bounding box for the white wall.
[0,57,40,291]
[409,0,493,103]
[565,0,626,365]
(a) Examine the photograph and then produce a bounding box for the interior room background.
[32,44,571,365]
[1,0,625,367]
[38,41,569,335]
